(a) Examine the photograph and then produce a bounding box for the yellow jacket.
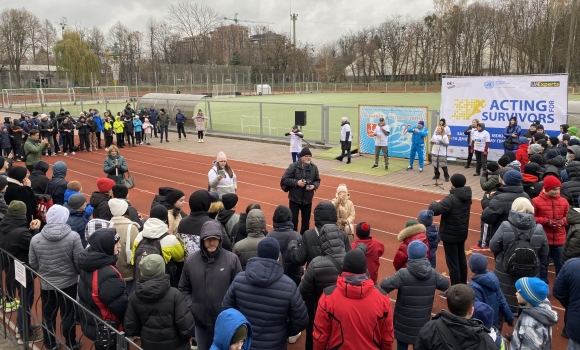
[113,117,124,134]
[131,218,185,264]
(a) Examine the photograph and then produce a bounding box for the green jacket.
[24,138,46,166]
[103,154,128,184]
[157,113,170,127]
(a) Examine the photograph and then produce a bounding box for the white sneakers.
[288,332,302,344]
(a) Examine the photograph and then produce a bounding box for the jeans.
[17,281,34,337]
[195,326,214,350]
[540,244,564,284]
[291,152,301,163]
[569,339,580,350]
[44,134,55,153]
[374,145,388,166]
[475,150,488,174]
[397,341,409,350]
[289,200,312,234]
[340,147,351,160]
[41,284,77,348]
[177,123,186,139]
[159,126,168,141]
[443,242,467,285]
[409,144,425,168]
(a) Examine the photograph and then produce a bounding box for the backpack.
[92,266,124,349]
[280,162,296,192]
[133,233,168,279]
[36,178,65,223]
[504,224,538,278]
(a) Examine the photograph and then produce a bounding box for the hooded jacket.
[146,109,158,125]
[393,224,431,271]
[109,216,139,281]
[113,116,124,133]
[424,225,440,268]
[46,162,69,205]
[561,161,580,206]
[351,236,385,283]
[468,271,514,327]
[281,159,321,205]
[510,300,559,350]
[132,218,184,264]
[65,203,89,247]
[232,209,266,270]
[4,178,37,224]
[125,274,194,350]
[516,142,530,172]
[157,112,170,127]
[532,191,569,246]
[482,185,530,240]
[175,110,187,124]
[90,191,113,220]
[178,221,242,330]
[76,118,91,135]
[234,212,249,244]
[222,257,308,350]
[522,173,543,199]
[480,169,500,196]
[428,186,473,243]
[563,207,580,262]
[553,257,580,344]
[267,214,304,284]
[39,117,53,137]
[381,258,448,345]
[216,208,239,241]
[0,213,36,281]
[210,309,252,350]
[29,160,49,194]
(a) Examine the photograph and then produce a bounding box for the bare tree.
[0,8,39,87]
[39,19,57,85]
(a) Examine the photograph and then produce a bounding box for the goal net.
[212,84,236,98]
[295,82,322,93]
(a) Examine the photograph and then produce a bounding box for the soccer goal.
[212,84,236,98]
[295,82,322,94]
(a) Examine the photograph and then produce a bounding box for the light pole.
[58,17,67,37]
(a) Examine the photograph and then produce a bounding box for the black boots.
[443,167,450,182]
[346,158,351,164]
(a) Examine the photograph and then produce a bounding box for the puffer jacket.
[547,154,567,172]
[39,118,53,137]
[125,274,194,350]
[522,174,543,199]
[381,258,448,345]
[234,212,249,244]
[393,224,430,271]
[132,218,184,264]
[563,207,580,262]
[267,221,304,285]
[109,216,139,281]
[178,220,242,331]
[29,222,83,290]
[157,112,170,127]
[222,257,308,350]
[351,237,384,283]
[232,209,266,270]
[299,225,346,302]
[428,186,473,244]
[89,191,112,220]
[482,185,530,240]
[210,308,252,350]
[516,143,530,172]
[29,161,49,194]
[554,258,580,344]
[480,170,500,196]
[0,214,35,282]
[532,192,569,246]
[77,245,127,340]
[104,153,128,184]
[425,225,440,268]
[561,161,580,206]
[281,160,321,205]
[489,210,548,308]
[65,204,88,247]
[468,271,514,327]
[46,162,68,205]
[510,300,559,350]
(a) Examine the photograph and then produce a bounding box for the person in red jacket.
[531,176,569,284]
[516,137,530,172]
[314,246,394,350]
[351,221,384,283]
[393,220,430,271]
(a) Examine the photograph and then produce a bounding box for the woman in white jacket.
[431,126,450,181]
[208,151,237,199]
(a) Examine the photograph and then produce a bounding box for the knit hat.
[502,170,522,186]
[569,138,580,147]
[222,193,238,210]
[0,176,7,192]
[486,162,499,173]
[7,201,26,216]
[209,191,220,203]
[165,189,185,206]
[543,176,561,191]
[468,253,488,274]
[511,197,534,214]
[230,325,248,345]
[418,121,425,126]
[519,136,530,145]
[33,160,49,173]
[7,166,27,182]
[497,156,510,168]
[46,205,69,224]
[524,162,542,176]
[472,302,494,329]
[546,149,559,160]
[97,178,115,193]
[68,194,86,209]
[272,205,292,224]
[336,184,348,197]
[563,134,571,141]
[216,151,227,162]
[417,210,434,227]
[516,277,549,307]
[341,117,348,122]
[139,254,166,280]
[450,174,466,188]
[108,198,128,217]
[407,240,427,261]
[257,237,280,261]
[356,222,371,239]
[88,228,120,256]
[150,204,168,222]
[343,247,367,274]
[405,220,418,228]
[529,154,544,165]
[536,124,545,130]
[529,144,542,154]
[549,136,560,147]
[300,147,312,157]
[504,151,516,161]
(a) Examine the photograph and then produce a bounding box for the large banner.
[359,105,429,158]
[441,75,568,161]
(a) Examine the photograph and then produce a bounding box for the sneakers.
[406,166,413,171]
[178,139,181,142]
[372,164,378,169]
[4,299,20,312]
[473,172,480,176]
[198,139,202,143]
[17,331,43,344]
[201,139,204,143]
[288,332,302,344]
[419,168,423,173]
[385,165,388,170]
[51,152,57,156]
[63,152,67,156]
[439,291,448,299]
[71,151,75,155]
[470,245,490,252]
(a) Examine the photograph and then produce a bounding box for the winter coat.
[315,273,394,350]
[109,216,139,281]
[46,164,68,205]
[75,120,91,135]
[299,225,346,302]
[482,185,530,240]
[77,247,127,340]
[125,274,194,350]
[351,237,384,283]
[87,118,98,134]
[123,115,135,133]
[222,257,308,350]
[4,179,37,224]
[178,221,242,331]
[65,204,88,247]
[469,271,514,327]
[393,224,431,271]
[235,213,249,244]
[23,138,46,166]
[547,154,567,172]
[194,114,208,131]
[331,197,355,231]
[554,257,580,344]
[0,214,35,282]
[38,119,53,137]
[480,171,501,196]
[281,160,321,205]
[561,161,580,206]
[489,210,549,308]
[381,258,448,345]
[215,209,239,241]
[267,222,304,284]
[133,119,143,133]
[28,222,83,290]
[510,300,558,350]
[58,120,74,136]
[504,124,522,150]
[113,117,124,133]
[516,143,530,172]
[210,308,252,350]
[522,174,543,199]
[425,225,440,268]
[0,131,11,149]
[532,192,569,246]
[564,208,580,263]
[232,209,266,270]
[208,164,237,199]
[131,218,184,264]
[147,109,158,125]
[157,113,170,127]
[103,153,128,184]
[428,186,473,244]
[29,169,49,195]
[89,192,112,220]
[175,111,187,124]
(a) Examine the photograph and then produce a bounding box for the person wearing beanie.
[559,133,571,157]
[470,122,491,176]
[29,204,83,349]
[125,253,195,350]
[417,210,439,269]
[511,277,558,350]
[266,205,303,286]
[430,125,450,181]
[531,175,569,284]
[336,116,353,164]
[223,237,308,349]
[467,253,514,328]
[331,183,356,241]
[406,119,428,172]
[216,193,240,242]
[523,122,537,139]
[528,143,543,156]
[77,228,128,343]
[65,193,89,248]
[546,148,566,173]
[315,244,394,350]
[562,157,580,207]
[393,220,431,271]
[210,309,252,350]
[429,172,472,291]
[111,184,141,230]
[559,123,570,140]
[209,151,237,199]
[103,145,128,185]
[285,125,304,163]
[549,136,560,148]
[503,116,522,153]
[464,119,478,168]
[174,108,187,141]
[281,144,321,234]
[382,240,448,349]
[4,165,37,224]
[371,116,390,170]
[232,209,267,270]
[521,162,544,200]
[350,221,384,283]
[471,302,508,349]
[89,178,115,221]
[164,189,186,236]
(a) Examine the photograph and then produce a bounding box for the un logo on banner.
[484,81,495,89]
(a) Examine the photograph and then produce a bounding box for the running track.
[25,144,566,349]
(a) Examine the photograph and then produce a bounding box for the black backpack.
[504,224,538,277]
[134,233,168,279]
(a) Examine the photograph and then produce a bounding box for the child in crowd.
[64,181,93,220]
[65,194,89,248]
[417,210,439,268]
[0,126,11,157]
[133,116,143,145]
[350,222,384,283]
[142,118,152,145]
[393,220,430,271]
[471,302,507,350]
[331,184,355,242]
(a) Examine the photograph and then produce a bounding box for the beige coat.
[331,198,356,232]
[167,209,183,237]
[109,216,140,281]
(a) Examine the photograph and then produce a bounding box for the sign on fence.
[440,75,568,161]
[14,260,26,287]
[358,105,429,158]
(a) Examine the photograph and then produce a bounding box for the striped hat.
[515,277,549,307]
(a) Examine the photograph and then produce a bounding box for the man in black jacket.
[561,160,580,206]
[267,205,304,286]
[281,147,321,234]
[38,114,55,156]
[123,105,136,147]
[428,174,472,292]
[29,160,49,195]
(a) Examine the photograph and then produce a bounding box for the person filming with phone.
[208,151,237,199]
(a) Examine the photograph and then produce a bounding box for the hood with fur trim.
[398,223,427,242]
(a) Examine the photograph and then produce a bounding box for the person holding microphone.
[372,117,390,170]
[406,121,429,172]
[430,126,450,181]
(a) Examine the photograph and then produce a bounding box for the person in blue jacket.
[133,117,143,145]
[554,257,580,345]
[406,121,428,172]
[418,210,440,268]
[175,108,187,141]
[93,109,104,149]
[503,116,522,153]
[210,308,252,350]
[147,106,159,138]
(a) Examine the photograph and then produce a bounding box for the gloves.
[483,151,488,156]
[284,132,290,136]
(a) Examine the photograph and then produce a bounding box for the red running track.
[27,144,566,350]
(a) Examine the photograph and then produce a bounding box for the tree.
[230,50,241,65]
[39,19,57,86]
[53,30,100,85]
[0,8,39,87]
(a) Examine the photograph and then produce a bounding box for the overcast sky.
[8,0,432,44]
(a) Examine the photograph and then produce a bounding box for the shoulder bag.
[122,171,135,189]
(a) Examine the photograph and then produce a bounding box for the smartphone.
[219,170,225,176]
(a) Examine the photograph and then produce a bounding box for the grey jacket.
[511,300,558,350]
[29,223,83,290]
[232,209,266,270]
